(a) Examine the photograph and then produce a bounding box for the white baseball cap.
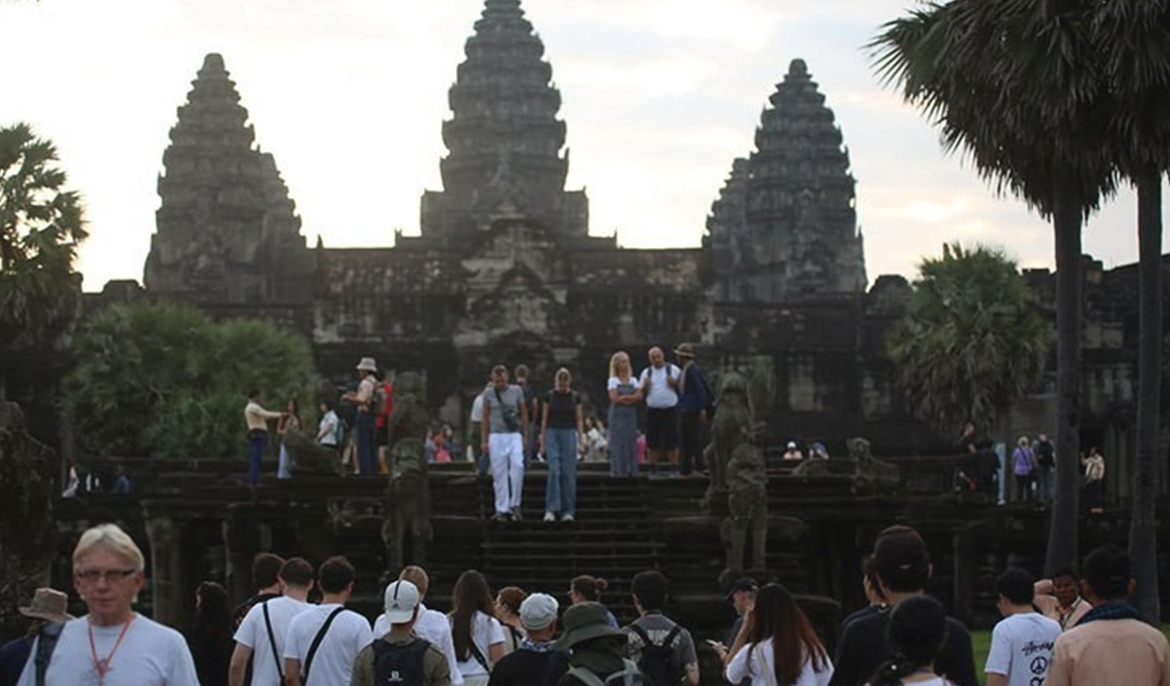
[383,580,420,623]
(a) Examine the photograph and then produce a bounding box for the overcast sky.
[1,0,1160,292]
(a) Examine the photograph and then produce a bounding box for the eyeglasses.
[75,569,138,584]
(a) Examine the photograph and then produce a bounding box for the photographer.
[481,365,528,522]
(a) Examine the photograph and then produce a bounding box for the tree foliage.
[887,243,1048,436]
[0,123,87,349]
[64,301,316,458]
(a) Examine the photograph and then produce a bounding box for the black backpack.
[628,623,682,686]
[1037,440,1055,468]
[373,638,431,686]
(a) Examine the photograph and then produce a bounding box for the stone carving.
[0,403,56,639]
[283,429,342,477]
[704,373,769,584]
[380,372,433,575]
[848,437,900,483]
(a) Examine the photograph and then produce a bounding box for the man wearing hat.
[556,602,639,686]
[344,357,380,476]
[0,588,72,686]
[674,343,712,477]
[351,580,450,686]
[486,593,567,685]
[829,525,977,686]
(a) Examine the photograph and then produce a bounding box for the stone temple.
[83,0,1146,462]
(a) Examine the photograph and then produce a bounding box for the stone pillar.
[222,516,260,604]
[144,515,183,627]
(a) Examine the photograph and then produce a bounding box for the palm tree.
[872,0,1116,574]
[0,122,87,351]
[887,243,1048,437]
[1097,0,1170,626]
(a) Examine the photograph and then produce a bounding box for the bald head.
[648,347,665,367]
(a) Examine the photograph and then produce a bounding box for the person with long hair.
[718,583,833,686]
[868,596,949,686]
[606,351,641,477]
[541,368,584,522]
[569,576,618,628]
[494,587,527,655]
[450,570,506,686]
[189,582,234,686]
[276,397,301,479]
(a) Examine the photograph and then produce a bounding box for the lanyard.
[88,613,135,685]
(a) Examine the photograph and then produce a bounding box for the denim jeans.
[356,412,376,476]
[545,428,578,516]
[247,430,267,485]
[1036,467,1053,502]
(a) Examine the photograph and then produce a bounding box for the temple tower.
[420,0,589,240]
[144,54,310,303]
[708,59,867,302]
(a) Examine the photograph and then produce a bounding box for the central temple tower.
[420,0,589,240]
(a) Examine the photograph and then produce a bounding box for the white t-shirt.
[283,604,372,686]
[725,639,834,686]
[318,410,339,446]
[372,604,464,686]
[451,610,505,677]
[985,612,1061,686]
[234,596,311,686]
[639,364,681,408]
[471,393,485,423]
[17,614,199,686]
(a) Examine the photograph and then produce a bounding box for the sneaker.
[511,507,524,521]
[543,512,556,522]
[561,513,575,522]
[491,512,509,522]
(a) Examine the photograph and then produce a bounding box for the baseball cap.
[383,580,420,624]
[873,525,930,590]
[520,593,559,631]
[725,577,759,600]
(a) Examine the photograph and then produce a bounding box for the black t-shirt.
[828,605,977,686]
[545,390,581,430]
[488,648,568,686]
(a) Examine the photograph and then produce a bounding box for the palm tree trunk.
[1045,174,1083,576]
[1128,168,1162,626]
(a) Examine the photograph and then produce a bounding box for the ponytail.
[869,655,920,686]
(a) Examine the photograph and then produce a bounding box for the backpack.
[568,658,645,686]
[1036,440,1055,468]
[332,415,346,447]
[372,637,431,686]
[628,623,683,686]
[33,622,64,686]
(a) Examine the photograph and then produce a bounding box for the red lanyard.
[88,613,135,685]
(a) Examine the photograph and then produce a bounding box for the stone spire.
[144,54,309,303]
[421,0,588,239]
[710,59,866,302]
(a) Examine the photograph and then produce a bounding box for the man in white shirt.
[373,565,463,686]
[230,558,314,686]
[17,523,200,686]
[985,568,1061,686]
[639,347,681,476]
[244,390,285,485]
[282,556,371,686]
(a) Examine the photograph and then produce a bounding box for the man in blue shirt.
[674,343,712,476]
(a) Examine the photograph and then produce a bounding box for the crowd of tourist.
[4,521,1167,686]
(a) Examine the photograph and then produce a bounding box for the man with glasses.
[16,523,199,685]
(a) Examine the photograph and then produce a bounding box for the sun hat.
[356,357,378,373]
[519,593,559,631]
[555,602,622,651]
[673,343,696,358]
[19,588,73,623]
[383,580,420,624]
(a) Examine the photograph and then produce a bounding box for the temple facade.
[99,0,1155,465]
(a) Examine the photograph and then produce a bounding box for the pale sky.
[1,0,1158,292]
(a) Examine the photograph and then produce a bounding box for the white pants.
[489,432,525,514]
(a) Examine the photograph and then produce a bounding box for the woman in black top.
[188,581,234,686]
[540,368,584,522]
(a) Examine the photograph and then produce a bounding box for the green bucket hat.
[556,602,622,651]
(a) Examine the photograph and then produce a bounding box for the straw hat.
[19,588,73,624]
[356,357,378,373]
[673,342,696,358]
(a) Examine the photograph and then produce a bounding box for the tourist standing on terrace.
[1082,447,1106,514]
[344,357,380,476]
[1011,436,1036,502]
[244,390,286,485]
[482,365,528,522]
[16,523,200,686]
[606,351,641,477]
[639,346,681,476]
[276,398,301,480]
[315,399,340,451]
[541,367,584,522]
[675,343,712,476]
